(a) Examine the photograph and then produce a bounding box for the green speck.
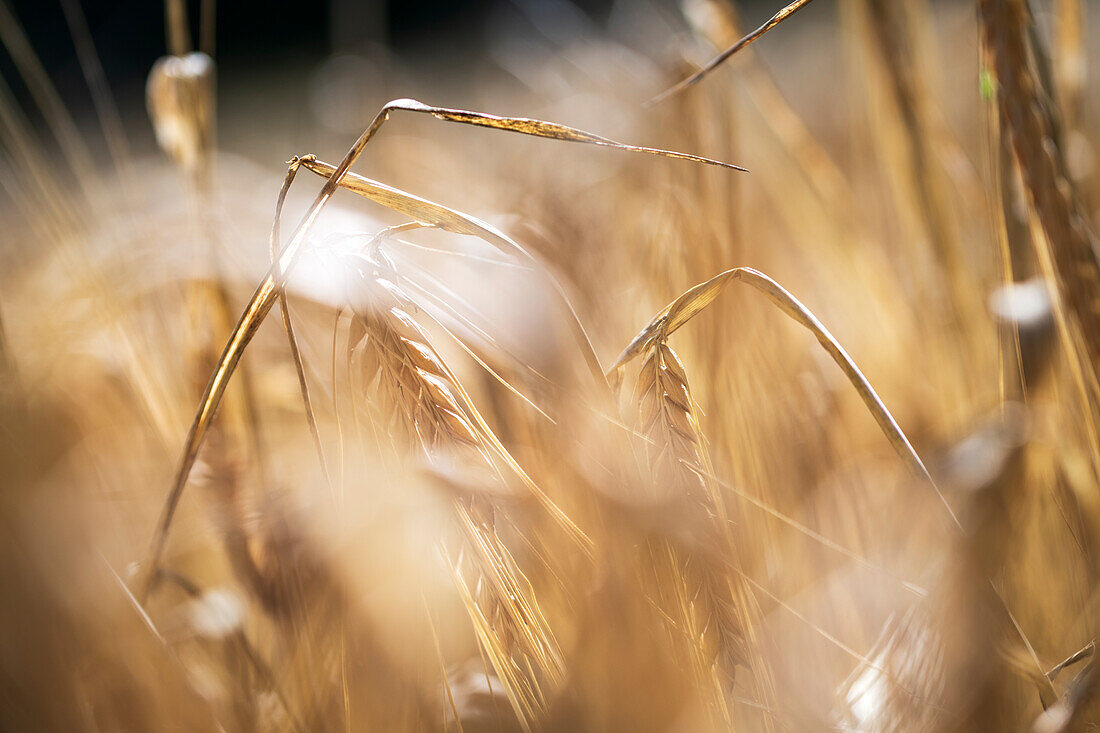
[980,69,997,101]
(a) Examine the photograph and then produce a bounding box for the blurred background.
[3,0,1100,731]
[0,0,845,159]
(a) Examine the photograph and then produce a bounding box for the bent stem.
[609,266,959,529]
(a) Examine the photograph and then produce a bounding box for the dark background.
[2,0,628,96]
[0,0,791,164]
[0,0,637,155]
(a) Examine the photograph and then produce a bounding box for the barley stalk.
[144,100,737,591]
[270,157,331,491]
[1054,0,1085,129]
[635,338,765,725]
[347,247,566,727]
[617,264,957,724]
[613,267,941,497]
[0,0,97,187]
[979,0,1100,407]
[863,0,972,321]
[650,0,819,105]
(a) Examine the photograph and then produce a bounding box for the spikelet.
[637,341,710,502]
[352,284,491,470]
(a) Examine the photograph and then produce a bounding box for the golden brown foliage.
[4,0,1100,730]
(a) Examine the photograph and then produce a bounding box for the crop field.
[1,0,1099,730]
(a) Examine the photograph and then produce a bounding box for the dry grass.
[3,0,1100,730]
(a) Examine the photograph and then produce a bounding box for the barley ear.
[611,266,957,527]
